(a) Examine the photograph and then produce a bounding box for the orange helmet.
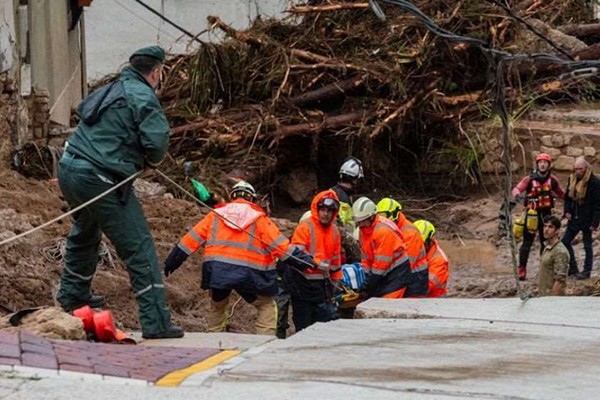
[535,153,552,163]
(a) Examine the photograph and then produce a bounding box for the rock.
[0,307,85,340]
[584,147,596,157]
[551,134,564,147]
[563,134,572,146]
[134,178,167,199]
[565,146,583,157]
[540,135,553,147]
[539,146,561,159]
[553,155,575,171]
[281,168,318,204]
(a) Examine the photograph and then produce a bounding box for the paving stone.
[0,344,20,359]
[93,364,130,378]
[0,356,21,366]
[56,354,93,367]
[21,352,58,369]
[21,342,55,356]
[59,363,95,374]
[0,331,19,345]
[20,332,53,347]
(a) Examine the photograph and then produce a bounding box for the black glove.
[286,247,315,270]
[164,246,188,277]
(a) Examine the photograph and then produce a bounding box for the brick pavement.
[0,330,220,382]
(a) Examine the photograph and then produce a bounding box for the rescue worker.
[331,157,364,227]
[562,157,600,280]
[57,46,183,339]
[352,197,414,298]
[163,181,313,335]
[414,220,449,297]
[331,157,363,265]
[283,190,342,332]
[511,153,564,280]
[376,198,428,296]
[538,216,569,296]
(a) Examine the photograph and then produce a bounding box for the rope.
[40,238,118,269]
[0,171,141,247]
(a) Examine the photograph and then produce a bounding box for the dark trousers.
[57,153,171,336]
[275,283,291,339]
[291,298,336,333]
[518,210,550,268]
[562,224,594,275]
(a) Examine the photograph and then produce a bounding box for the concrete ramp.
[185,317,600,399]
[355,297,600,328]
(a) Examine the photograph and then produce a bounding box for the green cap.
[129,45,166,63]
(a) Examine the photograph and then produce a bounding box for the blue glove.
[341,263,366,290]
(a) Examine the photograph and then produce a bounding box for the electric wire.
[109,0,179,41]
[373,0,600,300]
[130,0,204,44]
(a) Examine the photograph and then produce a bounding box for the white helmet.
[352,197,377,222]
[339,157,364,180]
[230,180,256,200]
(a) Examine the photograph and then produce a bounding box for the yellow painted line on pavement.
[155,350,241,387]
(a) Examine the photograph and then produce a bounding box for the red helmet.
[535,153,552,163]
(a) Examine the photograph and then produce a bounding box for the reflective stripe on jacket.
[359,215,412,297]
[426,239,449,298]
[178,199,290,272]
[396,212,429,279]
[291,190,342,281]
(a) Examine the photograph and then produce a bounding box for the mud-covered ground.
[0,169,597,335]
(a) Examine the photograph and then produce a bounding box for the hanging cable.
[130,0,204,44]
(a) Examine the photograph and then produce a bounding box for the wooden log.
[170,120,210,135]
[290,75,365,108]
[559,23,600,39]
[275,110,368,138]
[289,3,370,14]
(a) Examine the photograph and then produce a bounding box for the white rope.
[0,171,141,247]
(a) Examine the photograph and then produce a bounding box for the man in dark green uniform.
[57,46,183,339]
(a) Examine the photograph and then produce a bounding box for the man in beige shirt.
[538,216,570,296]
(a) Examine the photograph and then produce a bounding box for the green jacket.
[66,66,169,180]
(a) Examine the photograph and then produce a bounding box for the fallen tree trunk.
[275,110,368,139]
[289,75,366,108]
[289,3,369,14]
[559,23,600,38]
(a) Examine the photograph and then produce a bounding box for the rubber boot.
[206,296,229,332]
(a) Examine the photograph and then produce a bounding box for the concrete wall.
[29,0,83,126]
[85,0,288,80]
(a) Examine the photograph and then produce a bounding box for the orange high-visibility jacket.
[291,190,342,281]
[359,215,412,298]
[396,212,428,275]
[425,239,449,298]
[177,199,290,272]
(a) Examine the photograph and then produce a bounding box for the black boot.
[142,325,185,339]
[60,294,105,312]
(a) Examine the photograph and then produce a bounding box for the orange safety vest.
[425,239,449,298]
[178,199,290,271]
[291,190,342,281]
[527,176,554,210]
[396,213,428,275]
[359,215,411,298]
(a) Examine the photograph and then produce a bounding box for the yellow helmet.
[376,198,403,222]
[414,220,436,242]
